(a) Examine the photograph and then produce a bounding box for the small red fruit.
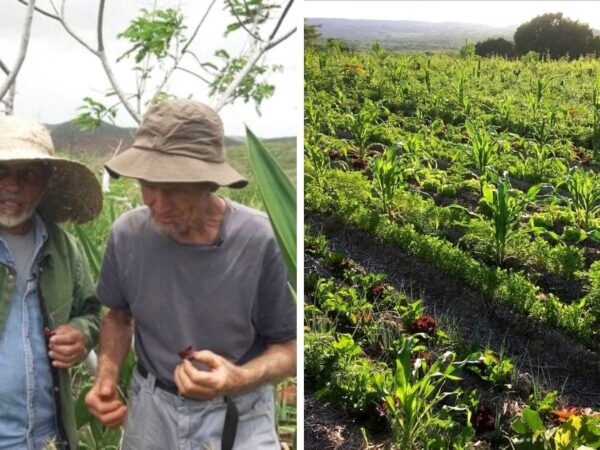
[44,327,56,338]
[178,346,194,360]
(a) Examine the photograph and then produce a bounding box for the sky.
[0,0,298,138]
[304,1,600,30]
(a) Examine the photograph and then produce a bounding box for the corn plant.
[452,70,471,116]
[345,103,379,158]
[304,141,328,188]
[464,122,498,193]
[528,75,553,122]
[592,77,600,153]
[374,335,462,449]
[247,127,296,290]
[372,148,404,214]
[531,110,557,147]
[564,168,600,229]
[523,141,565,182]
[481,173,540,266]
[495,94,513,127]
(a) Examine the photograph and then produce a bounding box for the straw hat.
[0,116,102,224]
[105,99,248,188]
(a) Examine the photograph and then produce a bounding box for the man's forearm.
[236,339,296,391]
[97,308,134,381]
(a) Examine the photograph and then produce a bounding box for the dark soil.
[305,384,389,450]
[306,213,600,409]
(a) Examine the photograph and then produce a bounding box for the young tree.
[16,0,296,126]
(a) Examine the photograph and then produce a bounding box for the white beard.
[0,193,37,229]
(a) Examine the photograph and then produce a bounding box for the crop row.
[305,168,599,345]
[305,231,600,449]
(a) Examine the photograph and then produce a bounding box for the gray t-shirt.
[1,228,35,294]
[96,199,296,385]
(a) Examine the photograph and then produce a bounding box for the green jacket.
[0,220,101,449]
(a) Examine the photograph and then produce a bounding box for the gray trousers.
[121,370,281,450]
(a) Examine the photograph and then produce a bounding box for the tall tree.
[304,23,321,49]
[514,12,597,59]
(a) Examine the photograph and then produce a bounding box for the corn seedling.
[564,168,600,229]
[375,336,462,449]
[465,122,498,193]
[345,103,379,158]
[481,173,540,266]
[372,147,404,214]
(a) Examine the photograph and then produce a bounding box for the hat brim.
[105,147,248,189]
[0,154,103,224]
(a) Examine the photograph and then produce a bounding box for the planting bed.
[305,47,600,448]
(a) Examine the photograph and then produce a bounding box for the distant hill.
[306,18,515,51]
[47,121,275,156]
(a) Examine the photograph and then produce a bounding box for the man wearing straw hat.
[0,116,102,449]
[85,99,296,449]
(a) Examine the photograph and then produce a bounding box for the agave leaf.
[73,224,102,281]
[246,126,296,290]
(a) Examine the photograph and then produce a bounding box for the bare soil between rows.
[307,212,600,406]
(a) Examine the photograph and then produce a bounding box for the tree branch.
[0,0,36,102]
[16,0,59,20]
[174,66,210,84]
[96,0,141,123]
[181,0,217,55]
[269,0,293,41]
[225,0,263,42]
[211,23,296,111]
[0,59,9,75]
[265,26,296,51]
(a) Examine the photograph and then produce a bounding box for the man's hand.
[48,324,86,368]
[173,350,244,400]
[85,377,128,429]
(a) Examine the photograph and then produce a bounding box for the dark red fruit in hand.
[178,346,194,360]
[44,327,56,338]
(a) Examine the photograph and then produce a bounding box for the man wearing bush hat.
[0,116,102,449]
[86,99,296,449]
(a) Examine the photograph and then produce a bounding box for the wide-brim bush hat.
[105,99,248,188]
[0,116,102,224]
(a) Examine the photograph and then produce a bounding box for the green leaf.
[73,225,102,280]
[512,417,528,434]
[246,127,296,290]
[522,408,544,431]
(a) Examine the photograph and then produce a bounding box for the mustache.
[0,193,25,204]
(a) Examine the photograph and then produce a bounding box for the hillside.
[305,18,515,51]
[47,121,246,156]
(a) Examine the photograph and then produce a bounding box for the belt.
[136,363,239,450]
[137,362,179,394]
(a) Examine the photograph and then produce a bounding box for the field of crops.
[304,47,600,449]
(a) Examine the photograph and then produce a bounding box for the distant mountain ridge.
[47,121,284,155]
[306,18,516,51]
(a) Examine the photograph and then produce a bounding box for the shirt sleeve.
[96,230,130,310]
[252,236,296,344]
